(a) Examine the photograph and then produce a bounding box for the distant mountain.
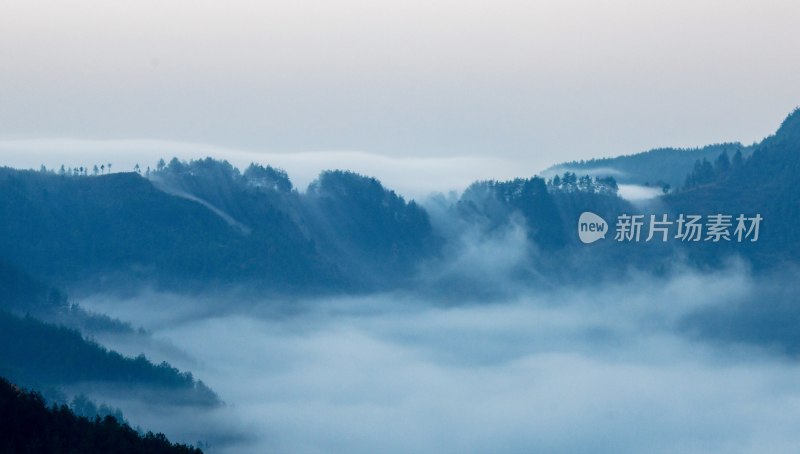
[0,169,251,289]
[0,161,439,293]
[442,109,800,283]
[152,160,439,288]
[442,173,679,287]
[544,142,750,189]
[0,110,798,293]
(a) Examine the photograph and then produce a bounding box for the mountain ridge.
[0,109,797,293]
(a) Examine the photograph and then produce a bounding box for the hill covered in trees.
[0,376,202,454]
[545,142,750,189]
[0,258,137,336]
[665,108,800,268]
[0,111,797,292]
[0,258,218,438]
[0,310,218,407]
[0,259,218,448]
[0,160,438,293]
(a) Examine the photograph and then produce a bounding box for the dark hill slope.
[0,376,202,454]
[0,168,337,291]
[665,109,800,268]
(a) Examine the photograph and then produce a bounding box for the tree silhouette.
[685,158,714,188]
[0,376,203,453]
[714,151,731,174]
[732,149,744,168]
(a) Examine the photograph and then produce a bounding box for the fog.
[78,264,800,453]
[0,138,524,198]
[617,184,665,201]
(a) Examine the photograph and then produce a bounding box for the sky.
[2,0,800,195]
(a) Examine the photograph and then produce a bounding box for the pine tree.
[714,151,731,174]
[732,149,744,167]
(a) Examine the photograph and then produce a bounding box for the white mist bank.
[0,138,529,199]
[618,183,664,201]
[78,267,800,453]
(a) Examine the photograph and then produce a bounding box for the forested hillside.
[0,377,202,453]
[666,109,800,268]
[0,161,438,293]
[0,311,218,407]
[0,112,798,292]
[547,142,749,189]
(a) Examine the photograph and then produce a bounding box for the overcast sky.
[1,0,799,195]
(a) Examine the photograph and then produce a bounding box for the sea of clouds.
[78,263,800,454]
